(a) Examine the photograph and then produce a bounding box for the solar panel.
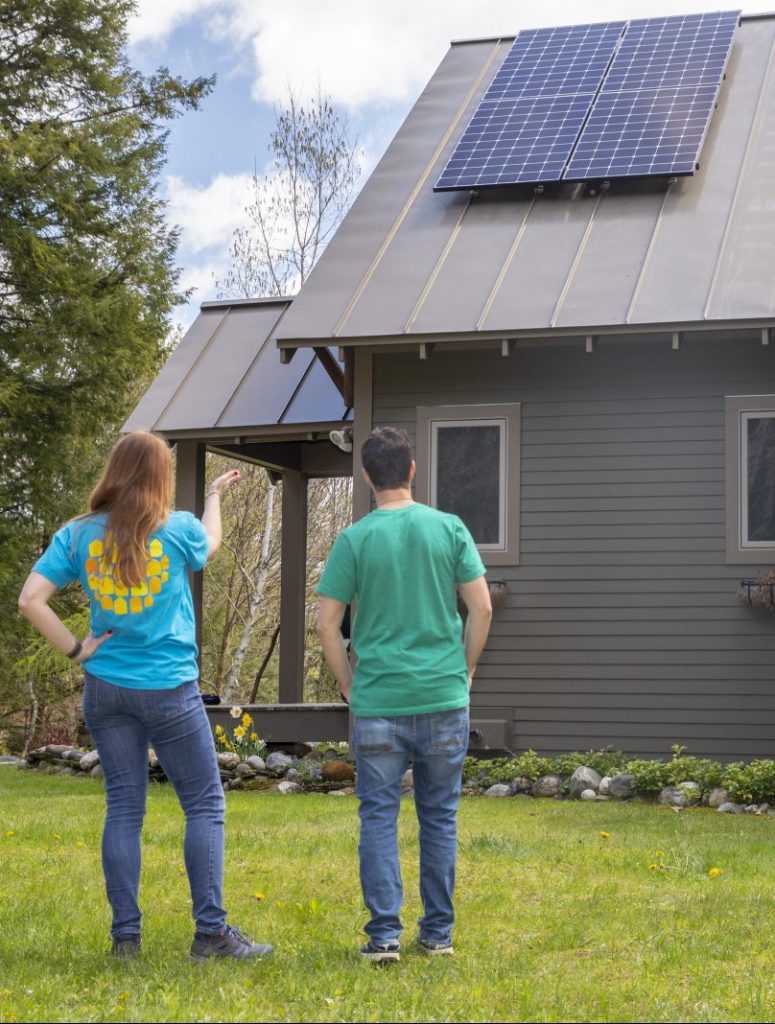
[434,21,626,191]
[563,10,740,180]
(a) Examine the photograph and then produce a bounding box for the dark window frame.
[725,394,775,564]
[416,403,520,567]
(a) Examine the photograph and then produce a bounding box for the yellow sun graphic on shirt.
[84,538,169,616]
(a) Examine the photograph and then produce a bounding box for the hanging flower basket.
[738,570,775,611]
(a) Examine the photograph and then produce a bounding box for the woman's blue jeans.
[82,671,227,940]
[353,705,470,946]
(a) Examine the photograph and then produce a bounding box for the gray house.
[131,12,775,760]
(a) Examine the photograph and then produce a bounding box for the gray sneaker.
[189,925,274,962]
[418,936,454,956]
[359,939,400,962]
[112,935,141,958]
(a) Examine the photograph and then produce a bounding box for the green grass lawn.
[2,771,775,1023]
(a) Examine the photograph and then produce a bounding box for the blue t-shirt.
[33,510,209,689]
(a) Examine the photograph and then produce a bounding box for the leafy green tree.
[0,0,213,738]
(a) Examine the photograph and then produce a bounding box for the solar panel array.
[434,10,740,191]
[434,22,625,190]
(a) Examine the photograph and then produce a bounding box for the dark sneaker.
[418,936,454,956]
[359,939,400,962]
[112,936,141,959]
[189,925,274,962]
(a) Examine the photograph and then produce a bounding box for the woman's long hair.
[87,431,173,587]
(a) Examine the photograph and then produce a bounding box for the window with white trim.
[725,395,775,563]
[416,403,520,566]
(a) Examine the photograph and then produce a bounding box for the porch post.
[175,441,206,652]
[279,470,307,702]
[352,349,373,522]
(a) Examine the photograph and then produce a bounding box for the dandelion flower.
[53,834,62,840]
[655,850,665,857]
[5,831,15,837]
[254,892,266,901]
[600,831,611,838]
[230,706,243,719]
[708,867,723,878]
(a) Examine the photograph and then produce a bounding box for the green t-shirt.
[316,502,486,717]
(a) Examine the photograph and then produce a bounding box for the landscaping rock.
[599,776,611,796]
[61,749,84,763]
[595,794,611,801]
[743,804,759,814]
[328,789,348,796]
[44,745,72,757]
[677,781,701,804]
[484,784,511,797]
[322,759,355,783]
[240,777,274,791]
[515,776,533,794]
[217,752,240,771]
[532,774,563,798]
[235,762,257,778]
[658,785,699,807]
[0,756,19,765]
[149,750,160,769]
[569,767,602,799]
[717,801,744,813]
[708,787,728,808]
[266,751,294,775]
[402,769,414,788]
[276,780,302,794]
[579,789,597,801]
[608,774,636,800]
[285,767,302,782]
[303,749,326,762]
[246,755,266,773]
[321,748,341,760]
[79,751,100,772]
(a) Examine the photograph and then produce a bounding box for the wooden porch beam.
[175,441,206,655]
[314,346,346,400]
[279,470,307,703]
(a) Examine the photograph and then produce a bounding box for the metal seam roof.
[277,14,775,347]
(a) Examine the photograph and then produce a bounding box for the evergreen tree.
[0,0,213,728]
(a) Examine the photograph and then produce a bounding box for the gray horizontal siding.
[372,334,775,760]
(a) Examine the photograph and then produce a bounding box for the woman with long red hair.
[18,430,273,962]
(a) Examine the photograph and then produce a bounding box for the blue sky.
[126,1,769,332]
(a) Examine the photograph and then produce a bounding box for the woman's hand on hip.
[76,630,112,664]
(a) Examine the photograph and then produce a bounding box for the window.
[725,395,775,563]
[416,403,520,566]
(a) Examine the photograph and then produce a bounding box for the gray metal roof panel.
[123,308,226,432]
[123,300,347,436]
[276,16,775,345]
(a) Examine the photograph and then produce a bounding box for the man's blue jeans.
[353,705,470,946]
[82,671,227,940]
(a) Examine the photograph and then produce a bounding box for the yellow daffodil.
[215,725,224,736]
[250,732,259,742]
[709,867,723,878]
[242,713,253,728]
[234,726,246,739]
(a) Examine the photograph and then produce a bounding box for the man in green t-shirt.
[317,426,492,962]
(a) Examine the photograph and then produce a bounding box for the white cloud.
[165,172,253,254]
[127,0,222,44]
[129,0,775,110]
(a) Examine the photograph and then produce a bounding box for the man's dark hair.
[361,427,413,491]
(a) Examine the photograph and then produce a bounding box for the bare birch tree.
[218,88,360,298]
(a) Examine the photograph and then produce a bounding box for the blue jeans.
[82,671,227,940]
[353,705,470,946]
